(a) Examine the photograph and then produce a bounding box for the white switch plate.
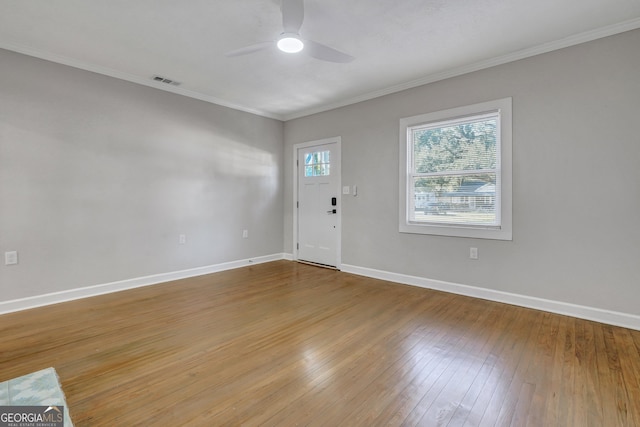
[179,234,186,244]
[242,230,248,238]
[342,186,350,195]
[5,251,18,265]
[469,247,478,259]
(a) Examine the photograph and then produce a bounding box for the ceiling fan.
[225,0,354,63]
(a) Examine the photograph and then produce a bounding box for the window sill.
[399,221,512,240]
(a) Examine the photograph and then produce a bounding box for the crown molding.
[2,17,639,122]
[282,17,640,120]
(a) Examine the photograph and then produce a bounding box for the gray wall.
[3,29,638,316]
[0,49,284,301]
[284,29,640,316]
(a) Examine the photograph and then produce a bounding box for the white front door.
[296,139,340,267]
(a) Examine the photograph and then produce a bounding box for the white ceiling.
[1,0,640,120]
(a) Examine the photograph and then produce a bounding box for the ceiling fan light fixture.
[277,33,304,53]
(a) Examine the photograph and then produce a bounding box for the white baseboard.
[0,253,286,315]
[5,256,638,331]
[340,264,640,331]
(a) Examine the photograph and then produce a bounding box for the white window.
[399,98,512,240]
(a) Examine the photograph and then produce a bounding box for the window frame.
[399,98,512,240]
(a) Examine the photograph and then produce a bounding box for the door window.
[304,150,330,177]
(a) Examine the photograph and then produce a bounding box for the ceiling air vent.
[152,75,181,86]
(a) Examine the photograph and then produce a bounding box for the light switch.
[5,251,18,265]
[342,186,350,195]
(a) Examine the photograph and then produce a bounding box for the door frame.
[293,137,342,269]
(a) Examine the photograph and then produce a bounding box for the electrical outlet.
[5,251,18,265]
[242,230,248,238]
[342,186,350,195]
[469,247,478,260]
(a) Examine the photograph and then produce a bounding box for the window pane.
[413,118,497,173]
[304,150,331,177]
[411,174,497,225]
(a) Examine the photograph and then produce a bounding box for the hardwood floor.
[1,260,639,426]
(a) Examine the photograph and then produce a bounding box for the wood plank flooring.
[1,260,639,426]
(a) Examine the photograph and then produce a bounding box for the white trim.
[341,263,640,331]
[4,255,638,330]
[0,253,286,315]
[283,17,640,120]
[292,137,342,269]
[0,41,283,121]
[283,253,294,261]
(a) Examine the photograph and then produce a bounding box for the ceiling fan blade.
[305,40,354,63]
[225,42,273,57]
[282,0,304,33]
